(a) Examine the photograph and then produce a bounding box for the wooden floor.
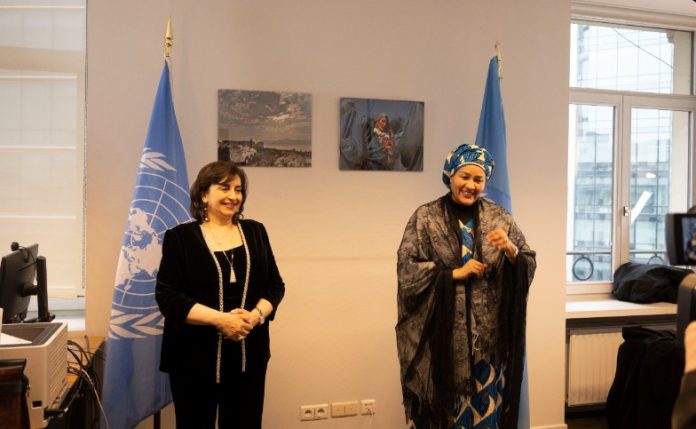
[566,414,609,429]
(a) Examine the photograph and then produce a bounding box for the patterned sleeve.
[397,207,451,313]
[506,215,537,285]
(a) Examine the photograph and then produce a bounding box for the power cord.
[65,337,109,429]
[67,365,110,429]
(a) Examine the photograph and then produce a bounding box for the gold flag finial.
[165,17,173,58]
[495,41,503,79]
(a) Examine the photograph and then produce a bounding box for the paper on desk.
[0,333,31,345]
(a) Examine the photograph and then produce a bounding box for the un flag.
[102,61,191,429]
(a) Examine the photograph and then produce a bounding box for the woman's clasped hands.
[214,308,263,341]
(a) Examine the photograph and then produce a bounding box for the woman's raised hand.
[486,228,518,260]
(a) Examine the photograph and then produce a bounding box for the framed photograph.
[218,90,312,167]
[339,97,424,171]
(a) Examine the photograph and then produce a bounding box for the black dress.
[155,219,285,428]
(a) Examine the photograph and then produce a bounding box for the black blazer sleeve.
[248,221,285,320]
[155,227,198,327]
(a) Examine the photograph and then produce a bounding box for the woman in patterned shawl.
[396,144,536,429]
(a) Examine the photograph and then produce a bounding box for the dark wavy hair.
[190,161,248,224]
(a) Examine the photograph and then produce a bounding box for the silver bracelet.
[253,307,265,325]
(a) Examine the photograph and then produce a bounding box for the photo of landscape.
[218,89,312,167]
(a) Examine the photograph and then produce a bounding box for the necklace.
[205,223,232,247]
[220,249,236,283]
[202,224,237,283]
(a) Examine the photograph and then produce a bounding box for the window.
[0,1,86,300]
[568,19,695,292]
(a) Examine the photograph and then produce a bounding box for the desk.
[566,298,677,319]
[47,336,104,429]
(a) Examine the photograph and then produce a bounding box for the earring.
[203,206,209,222]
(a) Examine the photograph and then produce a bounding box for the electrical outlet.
[300,405,315,421]
[300,404,329,421]
[361,399,376,415]
[314,404,329,420]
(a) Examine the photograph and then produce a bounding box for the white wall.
[86,1,570,428]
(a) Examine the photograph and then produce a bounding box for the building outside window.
[568,18,694,291]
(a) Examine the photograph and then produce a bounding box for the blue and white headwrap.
[442,143,494,186]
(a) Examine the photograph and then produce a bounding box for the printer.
[0,322,68,428]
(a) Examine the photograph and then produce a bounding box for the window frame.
[0,3,87,303]
[568,4,696,296]
[568,88,696,295]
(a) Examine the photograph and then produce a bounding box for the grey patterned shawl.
[396,195,536,428]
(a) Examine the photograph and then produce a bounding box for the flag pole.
[165,17,173,89]
[495,40,503,79]
[165,17,173,59]
[102,18,187,429]
[150,22,172,429]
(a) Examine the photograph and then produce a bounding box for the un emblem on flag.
[109,151,191,339]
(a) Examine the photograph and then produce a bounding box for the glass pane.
[629,108,690,265]
[0,3,85,298]
[567,104,615,282]
[0,148,80,214]
[0,3,85,51]
[570,21,692,95]
[0,217,81,294]
[0,76,78,148]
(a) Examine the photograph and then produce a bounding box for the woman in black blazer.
[156,161,285,429]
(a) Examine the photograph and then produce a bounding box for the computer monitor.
[0,243,52,324]
[666,213,696,266]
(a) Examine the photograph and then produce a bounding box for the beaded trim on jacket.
[200,223,252,382]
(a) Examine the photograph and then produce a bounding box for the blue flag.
[475,56,512,213]
[102,61,191,429]
[475,56,529,429]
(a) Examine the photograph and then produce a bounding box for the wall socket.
[301,399,376,420]
[314,404,329,419]
[299,403,329,421]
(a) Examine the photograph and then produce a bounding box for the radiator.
[566,329,624,406]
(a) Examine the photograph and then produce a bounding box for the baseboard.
[533,424,568,429]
